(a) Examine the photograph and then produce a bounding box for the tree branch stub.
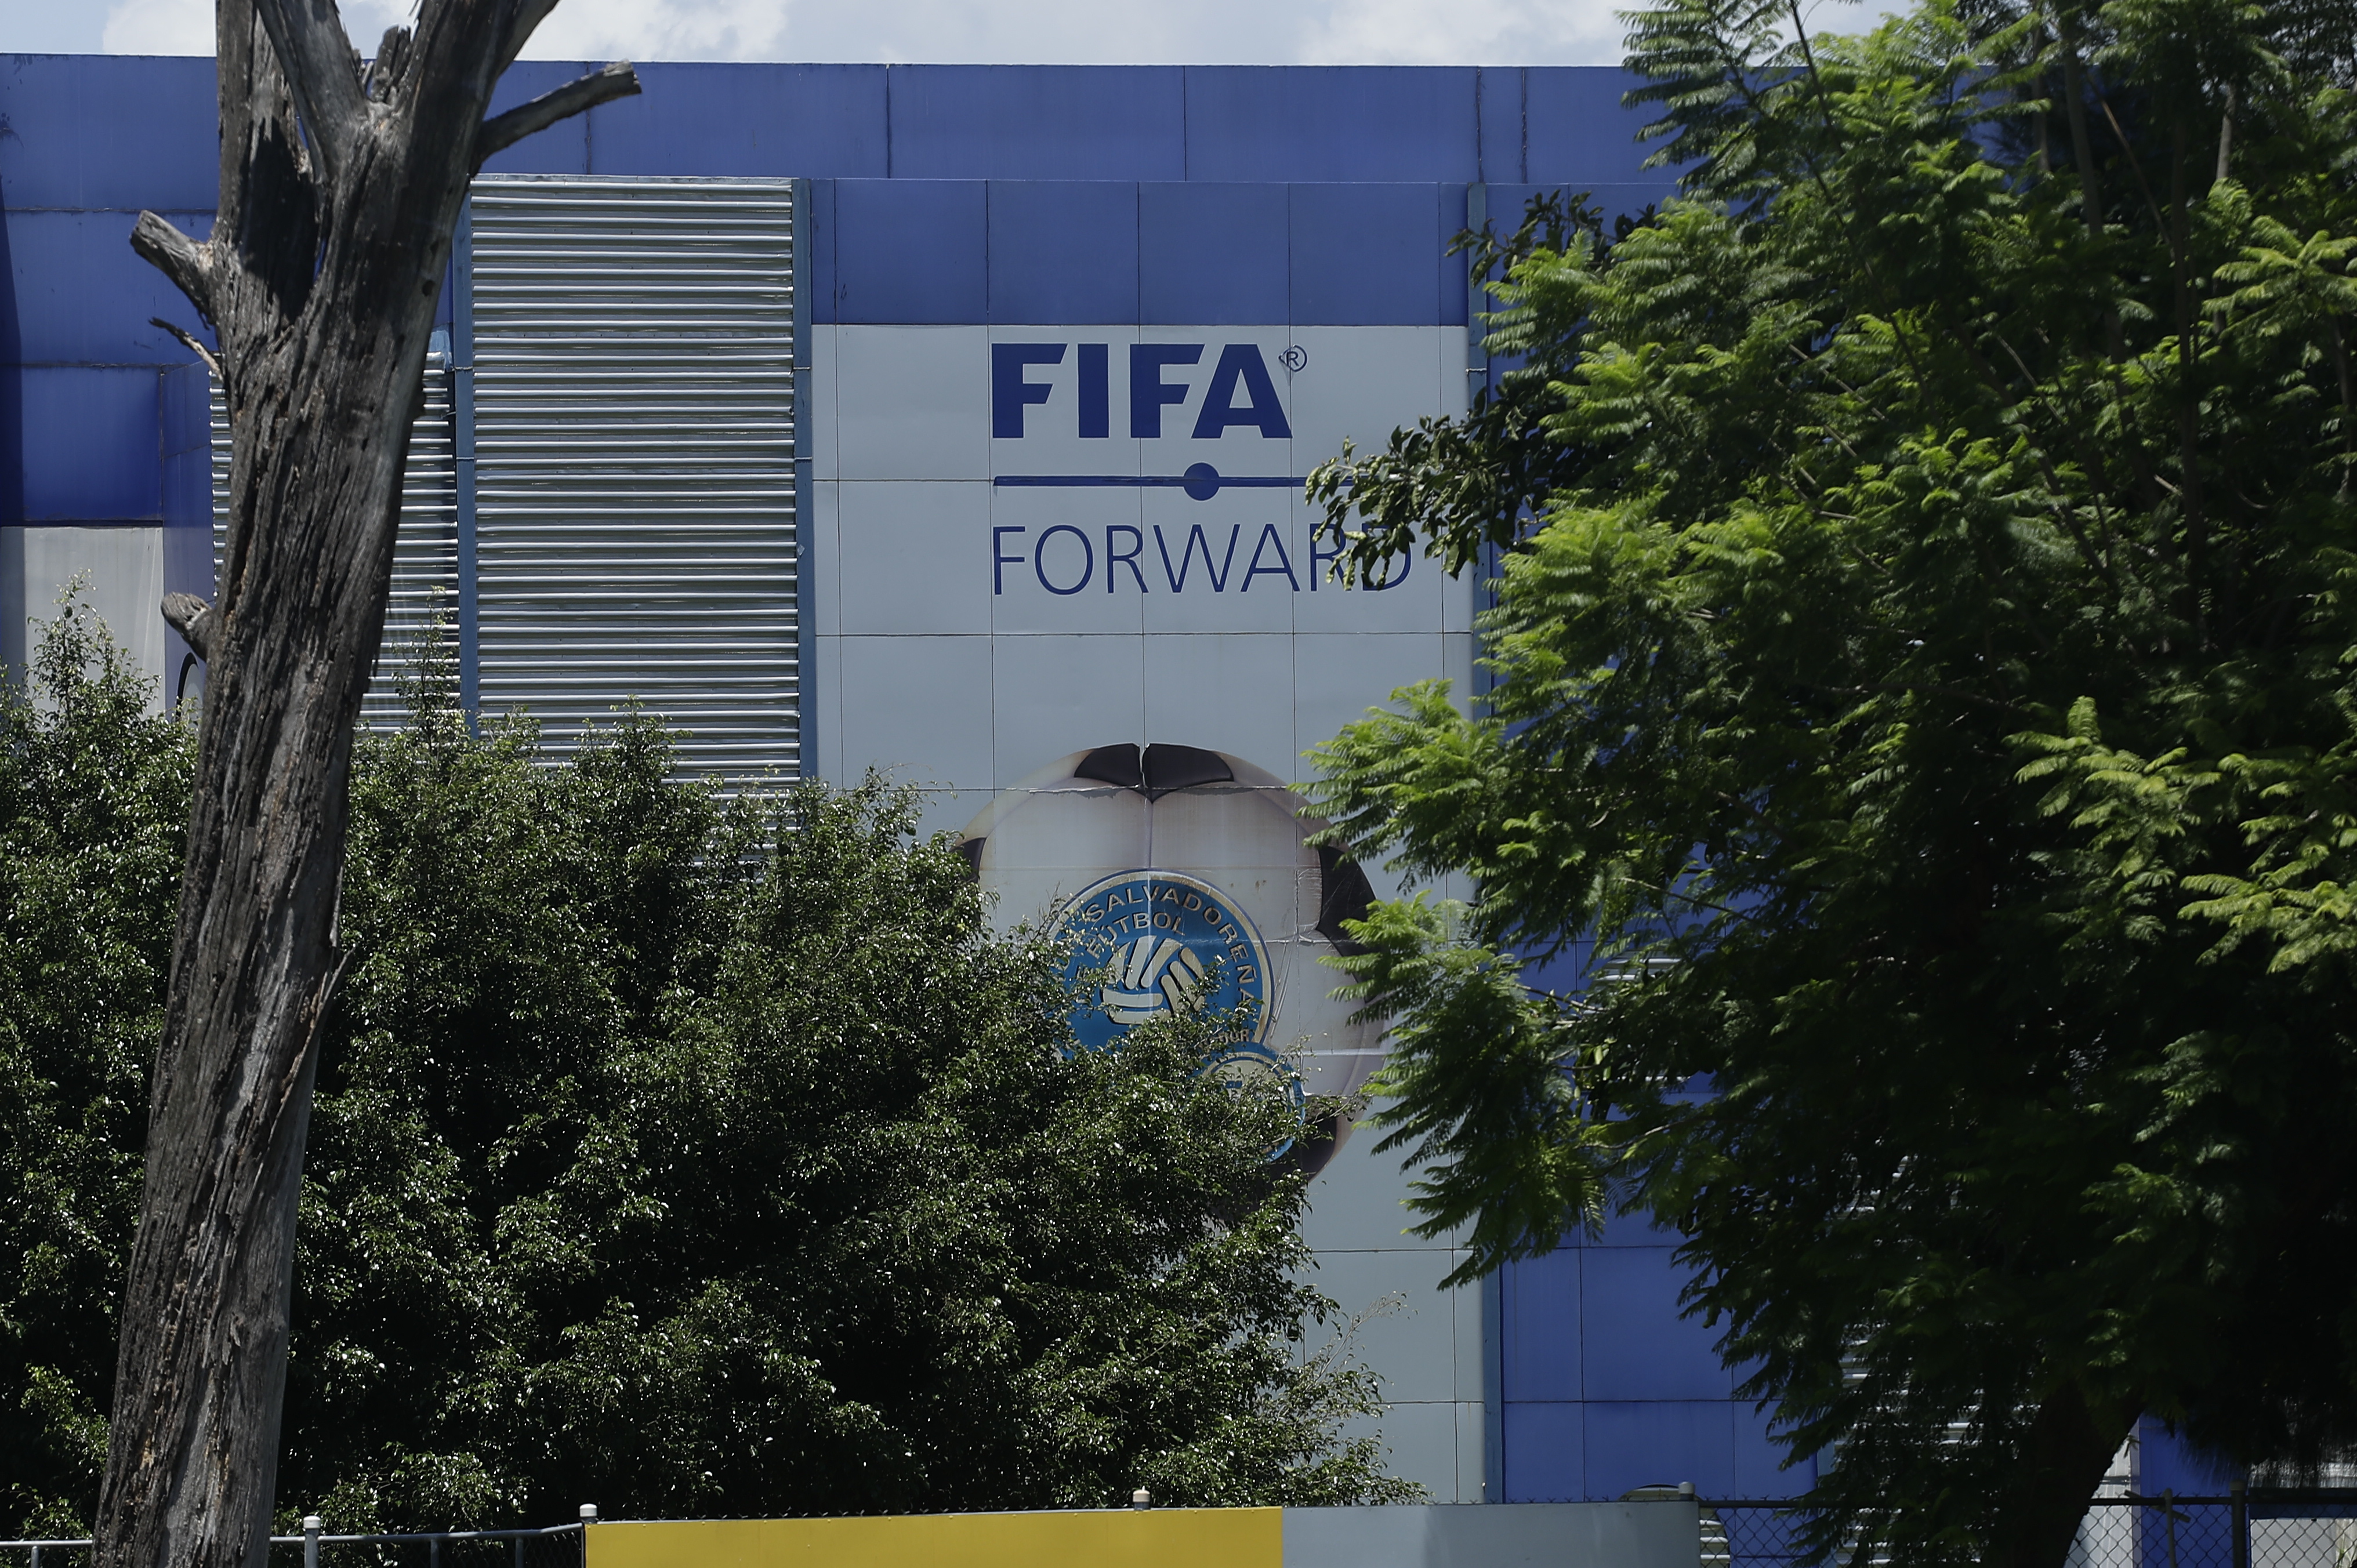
[362,26,413,104]
[474,61,642,172]
[130,213,216,325]
[161,593,217,662]
[148,317,222,379]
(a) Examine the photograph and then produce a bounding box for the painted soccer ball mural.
[956,743,1386,1173]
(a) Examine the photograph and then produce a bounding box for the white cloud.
[81,0,1918,63]
[95,0,1639,64]
[98,0,209,54]
[100,0,422,55]
[516,0,1475,64]
[0,0,104,52]
[1298,0,1624,64]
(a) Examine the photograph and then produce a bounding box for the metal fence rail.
[1709,1490,2357,1568]
[1,1518,587,1568]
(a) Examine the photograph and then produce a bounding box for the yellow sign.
[588,1511,1283,1568]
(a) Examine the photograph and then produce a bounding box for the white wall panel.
[1136,485,1301,635]
[833,631,996,789]
[837,480,995,636]
[813,633,847,785]
[1313,1248,1467,1406]
[913,786,999,844]
[1292,630,1460,781]
[1286,326,1450,477]
[822,326,1475,794]
[1294,498,1452,634]
[808,480,843,638]
[2,525,166,697]
[834,326,991,482]
[1135,325,1299,477]
[987,630,1145,788]
[1445,627,1480,701]
[1300,1111,1457,1254]
[1140,631,1298,778]
[1285,1501,1702,1563]
[808,324,841,481]
[1355,1402,1471,1504]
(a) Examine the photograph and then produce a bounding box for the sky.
[0,0,1627,63]
[0,0,1892,66]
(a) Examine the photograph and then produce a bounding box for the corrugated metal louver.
[211,344,460,731]
[466,176,799,781]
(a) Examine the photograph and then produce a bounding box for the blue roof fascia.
[0,58,1666,197]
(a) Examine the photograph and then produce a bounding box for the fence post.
[2231,1480,2250,1568]
[579,1505,597,1568]
[304,1516,322,1568]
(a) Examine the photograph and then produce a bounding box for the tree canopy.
[0,604,190,1539]
[1304,1,2357,1563]
[3,614,1410,1535]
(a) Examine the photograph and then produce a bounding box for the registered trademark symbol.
[1280,345,1308,373]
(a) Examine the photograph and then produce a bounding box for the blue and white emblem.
[1051,868,1303,1153]
[1050,869,1270,1052]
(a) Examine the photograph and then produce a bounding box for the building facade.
[1,53,1827,1504]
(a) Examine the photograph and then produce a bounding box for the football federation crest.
[1050,869,1270,1052]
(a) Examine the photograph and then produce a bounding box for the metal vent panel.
[211,359,460,731]
[467,176,798,781]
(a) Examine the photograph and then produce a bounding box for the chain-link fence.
[1707,1490,2357,1568]
[1,1522,585,1568]
[20,1499,2357,1568]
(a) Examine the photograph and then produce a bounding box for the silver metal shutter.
[467,176,799,780]
[210,346,460,730]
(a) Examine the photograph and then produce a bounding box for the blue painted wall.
[1488,934,1815,1501]
[1,55,1674,526]
[1497,1216,1815,1502]
[0,51,1779,1501]
[1,57,1669,522]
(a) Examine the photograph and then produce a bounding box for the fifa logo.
[992,342,1292,441]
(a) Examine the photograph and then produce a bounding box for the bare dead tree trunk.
[97,6,635,1566]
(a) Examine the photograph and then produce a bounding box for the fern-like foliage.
[1300,1,2357,1562]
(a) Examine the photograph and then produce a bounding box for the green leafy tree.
[2,623,1412,1534]
[1304,3,2356,1564]
[283,671,1408,1525]
[0,601,194,1536]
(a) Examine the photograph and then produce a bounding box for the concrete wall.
[1286,1503,1699,1568]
